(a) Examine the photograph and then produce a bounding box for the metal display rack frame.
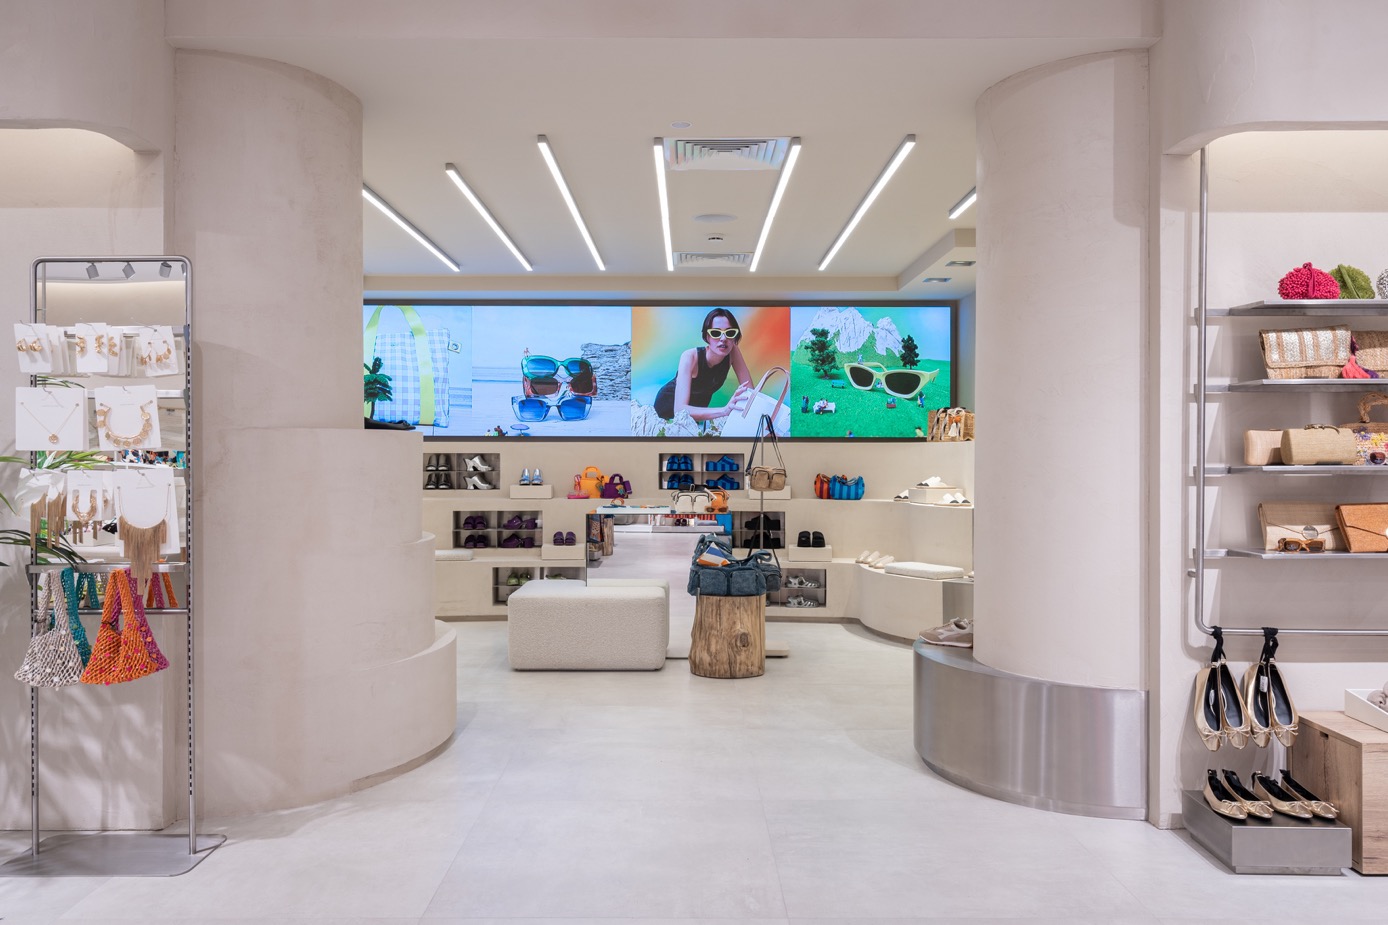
[1193,148,1388,638]
[1,256,223,878]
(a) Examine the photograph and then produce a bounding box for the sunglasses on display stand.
[521,355,596,398]
[842,361,939,399]
[511,387,593,423]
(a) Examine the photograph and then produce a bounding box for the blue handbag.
[830,475,865,500]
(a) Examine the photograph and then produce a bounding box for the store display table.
[1290,711,1388,874]
[690,594,766,678]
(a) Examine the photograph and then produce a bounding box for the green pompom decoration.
[1331,264,1374,299]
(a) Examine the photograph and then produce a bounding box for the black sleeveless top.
[655,347,731,419]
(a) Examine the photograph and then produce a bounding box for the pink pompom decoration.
[1278,262,1340,300]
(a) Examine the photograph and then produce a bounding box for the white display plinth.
[749,486,792,500]
[510,484,554,499]
[788,545,833,562]
[908,485,960,504]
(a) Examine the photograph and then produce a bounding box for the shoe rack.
[492,566,586,604]
[453,509,544,550]
[423,452,499,492]
[767,567,827,611]
[658,452,744,492]
[731,510,785,550]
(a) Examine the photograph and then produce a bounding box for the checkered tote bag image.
[364,305,451,426]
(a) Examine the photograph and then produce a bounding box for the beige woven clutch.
[1280,425,1358,465]
[1259,501,1344,551]
[1354,330,1388,375]
[1244,430,1283,466]
[1259,325,1350,379]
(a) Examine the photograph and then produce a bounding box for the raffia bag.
[1343,391,1388,463]
[928,407,975,441]
[1259,501,1344,551]
[1280,425,1358,465]
[1259,325,1351,379]
[1243,430,1284,466]
[1336,503,1388,553]
[1354,330,1388,375]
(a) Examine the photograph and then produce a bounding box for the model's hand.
[722,384,752,416]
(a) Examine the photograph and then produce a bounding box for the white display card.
[113,467,180,554]
[137,325,178,377]
[66,470,115,521]
[72,322,111,374]
[14,323,53,374]
[94,385,161,451]
[14,386,88,451]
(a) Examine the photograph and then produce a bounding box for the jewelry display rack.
[1,257,223,878]
[1192,148,1388,639]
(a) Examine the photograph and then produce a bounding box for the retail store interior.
[8,0,1388,920]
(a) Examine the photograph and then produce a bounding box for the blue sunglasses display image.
[511,388,593,423]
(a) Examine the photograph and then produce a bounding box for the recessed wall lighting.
[818,134,915,272]
[362,184,460,272]
[670,121,691,129]
[653,138,674,272]
[922,277,952,283]
[750,136,801,273]
[948,186,977,220]
[946,260,976,267]
[444,163,532,271]
[537,135,605,271]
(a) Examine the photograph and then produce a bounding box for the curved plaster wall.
[972,51,1147,689]
[172,50,454,815]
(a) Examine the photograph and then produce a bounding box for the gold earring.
[75,335,87,356]
[16,340,29,352]
[107,337,120,357]
[28,338,42,352]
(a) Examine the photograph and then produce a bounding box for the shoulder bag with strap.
[747,413,787,491]
[14,569,85,688]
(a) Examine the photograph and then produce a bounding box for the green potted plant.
[364,357,393,419]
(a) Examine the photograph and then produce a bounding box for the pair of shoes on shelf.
[706,474,740,490]
[918,618,973,648]
[504,569,533,587]
[917,476,945,487]
[425,473,454,490]
[856,550,894,568]
[745,532,782,550]
[425,454,450,471]
[705,454,740,472]
[462,515,488,530]
[551,530,577,546]
[464,455,492,472]
[939,492,970,505]
[462,533,490,549]
[795,530,826,547]
[784,595,819,608]
[1194,628,1298,752]
[1203,769,1337,821]
[785,574,819,589]
[502,515,538,530]
[745,515,781,531]
[462,475,494,490]
[500,533,535,549]
[893,490,910,501]
[666,473,696,490]
[665,454,693,471]
[519,468,544,486]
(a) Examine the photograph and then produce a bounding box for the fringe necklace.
[118,517,167,595]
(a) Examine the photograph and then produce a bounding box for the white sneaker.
[893,490,910,501]
[856,550,877,564]
[917,476,944,487]
[918,618,973,648]
[870,556,894,569]
[465,455,493,472]
[532,467,543,485]
[520,467,532,485]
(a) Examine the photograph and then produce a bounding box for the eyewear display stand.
[1,257,224,879]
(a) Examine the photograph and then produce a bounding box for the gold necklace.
[19,400,80,445]
[96,401,154,448]
[70,490,106,541]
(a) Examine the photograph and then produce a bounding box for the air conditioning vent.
[675,252,752,268]
[664,138,789,171]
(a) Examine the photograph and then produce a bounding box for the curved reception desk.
[913,643,1147,820]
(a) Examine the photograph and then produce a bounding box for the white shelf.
[1212,299,1388,316]
[1206,464,1388,476]
[1207,379,1388,392]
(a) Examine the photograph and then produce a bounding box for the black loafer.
[812,531,825,547]
[797,531,812,547]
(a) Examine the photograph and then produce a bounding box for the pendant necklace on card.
[19,400,79,445]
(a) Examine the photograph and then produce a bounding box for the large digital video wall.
[364,303,953,438]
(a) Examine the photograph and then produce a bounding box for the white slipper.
[870,556,895,569]
[856,549,876,563]
[917,476,944,487]
[893,490,910,501]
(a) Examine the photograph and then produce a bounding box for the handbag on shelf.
[672,488,712,515]
[1277,262,1340,300]
[576,466,606,499]
[1258,501,1344,552]
[704,487,729,514]
[718,366,791,438]
[1352,331,1388,375]
[928,407,975,441]
[830,474,866,500]
[747,413,787,491]
[14,570,85,689]
[1336,503,1388,553]
[1243,430,1284,466]
[1343,391,1388,463]
[79,569,168,686]
[813,473,831,500]
[1258,325,1351,379]
[599,473,631,500]
[1280,425,1358,466]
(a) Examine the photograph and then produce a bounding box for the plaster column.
[172,50,455,816]
[972,51,1148,688]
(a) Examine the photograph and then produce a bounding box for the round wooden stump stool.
[689,594,766,678]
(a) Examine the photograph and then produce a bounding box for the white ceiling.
[166,0,1159,301]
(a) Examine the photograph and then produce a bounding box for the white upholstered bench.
[506,578,670,670]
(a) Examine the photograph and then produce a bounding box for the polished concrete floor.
[6,616,1388,922]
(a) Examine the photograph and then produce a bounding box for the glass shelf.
[1207,379,1388,393]
[1207,548,1388,560]
[1205,465,1388,476]
[1211,299,1388,317]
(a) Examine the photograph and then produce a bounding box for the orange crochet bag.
[79,570,168,685]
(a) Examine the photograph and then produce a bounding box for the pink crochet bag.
[1278,263,1340,300]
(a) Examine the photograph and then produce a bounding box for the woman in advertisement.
[653,308,753,421]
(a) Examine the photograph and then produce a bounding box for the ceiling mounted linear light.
[948,187,977,220]
[749,136,801,273]
[444,163,532,272]
[653,139,673,272]
[361,184,460,272]
[817,134,916,272]
[537,134,605,271]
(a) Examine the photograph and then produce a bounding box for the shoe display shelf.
[492,566,583,604]
[732,510,785,551]
[423,451,500,492]
[658,452,745,493]
[767,567,827,611]
[451,509,544,552]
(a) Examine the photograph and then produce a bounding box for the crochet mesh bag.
[14,570,85,688]
[1278,263,1340,300]
[1331,264,1375,299]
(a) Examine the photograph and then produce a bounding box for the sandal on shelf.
[785,575,819,589]
[869,556,894,569]
[812,531,825,547]
[797,531,812,547]
[564,531,576,545]
[784,595,819,608]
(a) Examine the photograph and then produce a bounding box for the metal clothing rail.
[4,256,223,879]
[1192,150,1388,638]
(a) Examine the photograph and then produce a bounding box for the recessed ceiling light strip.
[653,139,673,272]
[948,186,977,220]
[444,163,533,272]
[817,134,916,272]
[537,134,606,271]
[749,136,801,273]
[361,183,460,272]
